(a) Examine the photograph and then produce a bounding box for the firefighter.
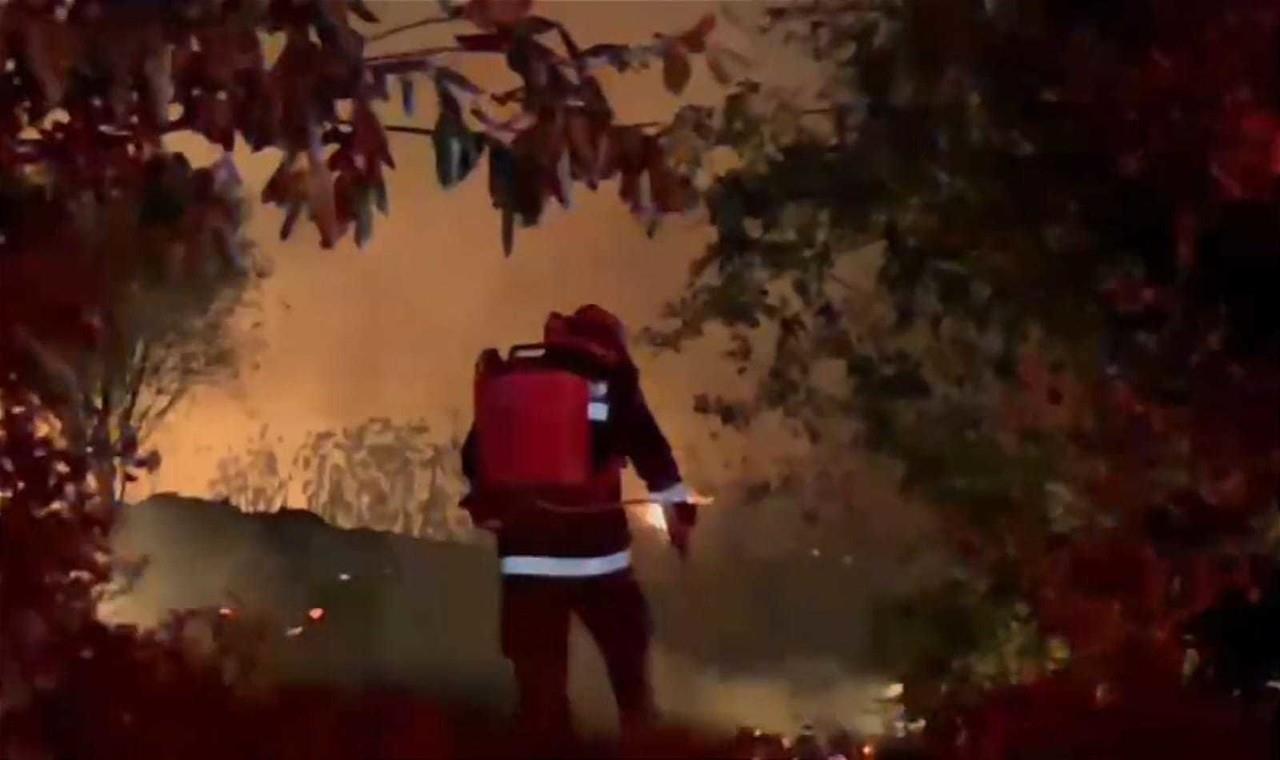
[460,304,697,750]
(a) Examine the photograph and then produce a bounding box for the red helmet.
[544,304,632,368]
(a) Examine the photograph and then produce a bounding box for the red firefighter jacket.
[459,306,682,561]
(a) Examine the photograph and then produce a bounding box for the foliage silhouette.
[0,2,735,757]
[643,0,1280,756]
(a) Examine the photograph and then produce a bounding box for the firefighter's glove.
[651,482,698,559]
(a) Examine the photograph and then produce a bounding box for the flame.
[642,502,667,531]
[636,491,715,532]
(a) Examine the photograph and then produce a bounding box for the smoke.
[102,428,943,739]
[654,649,897,738]
[80,0,957,741]
[575,440,943,739]
[566,640,897,739]
[98,496,266,627]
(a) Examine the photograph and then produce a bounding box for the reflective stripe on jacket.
[499,549,632,577]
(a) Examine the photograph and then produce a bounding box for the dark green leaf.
[432,85,486,187]
[711,180,747,241]
[354,186,373,248]
[373,178,388,215]
[489,142,518,207]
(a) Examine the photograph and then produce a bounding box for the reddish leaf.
[463,0,533,31]
[706,49,734,86]
[662,43,693,95]
[592,127,620,182]
[565,111,602,187]
[612,126,648,177]
[305,130,340,247]
[262,152,301,206]
[352,100,394,170]
[333,170,356,226]
[487,142,519,254]
[501,207,516,255]
[280,201,304,240]
[549,148,572,209]
[648,145,697,213]
[510,123,558,216]
[454,33,509,52]
[269,31,326,149]
[706,43,749,87]
[349,0,380,23]
[678,13,717,54]
[528,112,567,171]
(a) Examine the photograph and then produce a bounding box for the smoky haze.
[107,453,939,739]
[110,0,940,742]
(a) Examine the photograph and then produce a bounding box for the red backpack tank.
[472,344,604,494]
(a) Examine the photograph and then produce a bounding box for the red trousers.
[500,569,655,746]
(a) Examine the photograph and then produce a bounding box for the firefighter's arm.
[460,427,477,482]
[617,383,698,554]
[459,428,503,530]
[617,384,683,493]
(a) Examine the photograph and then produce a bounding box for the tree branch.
[121,339,150,437]
[366,14,455,44]
[764,0,898,21]
[364,46,473,64]
[377,119,670,139]
[382,124,435,136]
